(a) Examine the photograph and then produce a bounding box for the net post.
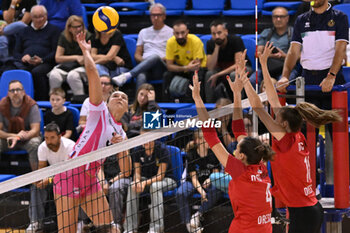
[332,90,349,208]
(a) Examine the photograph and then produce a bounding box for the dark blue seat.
[0,70,34,99]
[145,0,187,16]
[124,36,137,68]
[123,34,138,41]
[81,6,89,28]
[82,2,106,16]
[333,4,350,25]
[242,37,256,71]
[262,1,301,16]
[223,0,264,16]
[158,103,193,112]
[109,2,149,16]
[183,0,225,16]
[0,174,16,183]
[200,35,212,53]
[37,101,70,109]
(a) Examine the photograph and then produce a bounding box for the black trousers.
[288,202,324,233]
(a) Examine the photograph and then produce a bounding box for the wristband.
[328,72,336,78]
[202,126,221,148]
[232,119,247,139]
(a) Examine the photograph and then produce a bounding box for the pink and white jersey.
[70,101,126,175]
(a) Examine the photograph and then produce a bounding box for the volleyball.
[92,6,119,33]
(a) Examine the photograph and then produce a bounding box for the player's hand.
[76,31,91,52]
[189,70,201,101]
[276,76,289,93]
[259,41,274,65]
[147,90,156,101]
[319,75,336,92]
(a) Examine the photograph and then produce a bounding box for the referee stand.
[280,77,350,233]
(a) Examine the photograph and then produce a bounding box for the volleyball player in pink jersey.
[243,43,341,233]
[53,32,130,233]
[191,67,274,233]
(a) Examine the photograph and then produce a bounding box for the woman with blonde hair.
[49,15,93,97]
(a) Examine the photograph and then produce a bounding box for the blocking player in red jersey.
[243,43,342,233]
[191,67,274,233]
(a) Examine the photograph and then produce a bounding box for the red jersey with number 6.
[225,155,272,233]
[271,132,317,207]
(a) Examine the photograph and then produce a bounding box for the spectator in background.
[99,148,132,233]
[124,129,177,233]
[39,0,83,31]
[205,19,247,103]
[49,15,93,98]
[92,29,133,82]
[163,19,207,102]
[29,122,75,232]
[249,7,300,88]
[44,88,74,139]
[122,83,160,138]
[112,3,173,89]
[5,5,60,100]
[0,80,42,232]
[78,75,116,132]
[1,0,35,35]
[177,130,222,233]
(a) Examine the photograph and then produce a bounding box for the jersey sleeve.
[225,154,246,180]
[336,12,349,42]
[291,16,303,43]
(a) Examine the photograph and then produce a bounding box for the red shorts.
[53,166,102,198]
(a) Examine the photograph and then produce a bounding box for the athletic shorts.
[53,166,102,198]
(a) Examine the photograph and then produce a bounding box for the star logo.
[143,110,163,129]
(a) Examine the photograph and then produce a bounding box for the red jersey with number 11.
[225,155,272,233]
[271,132,317,207]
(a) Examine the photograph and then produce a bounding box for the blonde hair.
[281,102,342,131]
[49,87,66,98]
[64,15,86,43]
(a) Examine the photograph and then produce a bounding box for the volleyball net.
[0,95,269,232]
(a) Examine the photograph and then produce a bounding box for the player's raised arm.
[76,32,103,105]
[190,71,229,167]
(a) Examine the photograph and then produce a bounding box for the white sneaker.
[112,73,128,86]
[26,222,39,233]
[186,223,203,233]
[190,212,201,229]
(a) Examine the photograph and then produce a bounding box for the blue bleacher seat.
[124,36,137,68]
[241,34,259,41]
[183,0,225,16]
[163,145,184,197]
[37,101,70,109]
[341,66,350,113]
[200,34,212,53]
[81,6,89,28]
[144,0,187,16]
[333,4,350,25]
[158,103,193,112]
[262,1,301,16]
[174,108,198,123]
[223,0,264,16]
[109,2,149,16]
[82,2,106,16]
[0,174,16,183]
[123,34,138,40]
[0,70,34,99]
[242,37,256,71]
[66,105,80,139]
